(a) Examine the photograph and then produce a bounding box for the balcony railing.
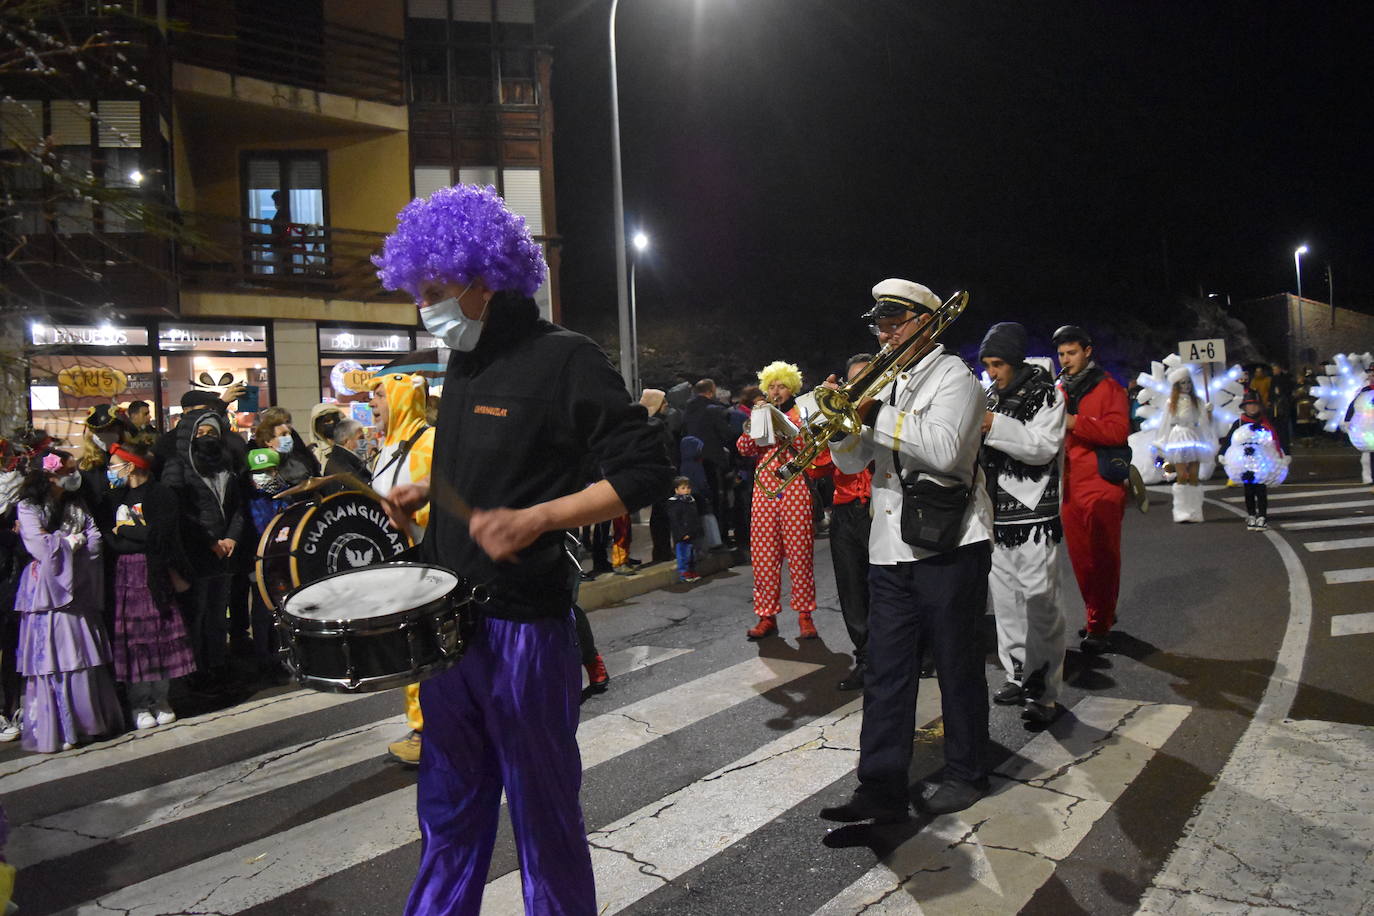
[178,213,404,303]
[169,6,404,106]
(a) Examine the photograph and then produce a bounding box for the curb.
[577,549,740,611]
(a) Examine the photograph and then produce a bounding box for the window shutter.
[50,101,92,146]
[0,99,42,144]
[458,165,497,188]
[452,0,491,21]
[407,0,448,19]
[96,100,141,147]
[413,166,452,198]
[500,167,542,236]
[497,0,534,23]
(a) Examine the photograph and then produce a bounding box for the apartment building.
[2,0,560,440]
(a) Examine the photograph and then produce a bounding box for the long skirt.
[17,604,123,753]
[110,553,196,684]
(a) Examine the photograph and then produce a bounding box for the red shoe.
[747,616,778,640]
[584,654,609,693]
[798,613,819,640]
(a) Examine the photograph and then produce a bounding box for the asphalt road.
[3,459,1368,915]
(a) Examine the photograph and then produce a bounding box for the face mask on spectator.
[274,436,294,455]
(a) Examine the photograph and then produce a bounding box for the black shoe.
[992,681,1024,705]
[1079,633,1110,655]
[1021,700,1062,727]
[819,792,909,824]
[919,778,989,816]
[836,666,865,691]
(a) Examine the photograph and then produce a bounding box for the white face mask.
[59,472,82,492]
[419,283,487,352]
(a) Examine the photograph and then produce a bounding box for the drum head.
[290,491,413,587]
[282,563,460,625]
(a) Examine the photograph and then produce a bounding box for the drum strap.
[374,425,430,492]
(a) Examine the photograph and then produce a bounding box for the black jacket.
[682,394,733,465]
[160,407,246,572]
[666,494,703,542]
[423,293,674,620]
[324,445,372,485]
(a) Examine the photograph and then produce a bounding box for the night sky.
[540,1,1373,382]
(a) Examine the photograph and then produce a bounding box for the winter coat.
[682,395,733,466]
[160,407,246,573]
[666,494,704,542]
[679,436,712,503]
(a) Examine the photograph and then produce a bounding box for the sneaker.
[388,730,422,766]
[0,715,18,742]
[134,709,158,730]
[154,705,177,726]
[1245,515,1257,529]
[746,616,778,640]
[683,572,701,582]
[797,613,819,640]
[584,654,610,694]
[612,565,635,577]
[1254,516,1268,531]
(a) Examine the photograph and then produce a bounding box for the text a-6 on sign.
[1178,338,1227,364]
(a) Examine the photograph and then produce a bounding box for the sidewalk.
[575,518,741,611]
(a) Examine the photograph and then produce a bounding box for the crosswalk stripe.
[812,697,1190,915]
[483,687,943,915]
[1266,498,1374,516]
[8,713,406,869]
[1302,536,1374,552]
[52,655,822,914]
[0,688,377,793]
[1323,567,1374,585]
[1222,485,1370,503]
[1331,612,1374,636]
[1279,515,1374,531]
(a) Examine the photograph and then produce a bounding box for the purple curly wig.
[373,184,546,299]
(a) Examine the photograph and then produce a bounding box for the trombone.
[754,290,970,497]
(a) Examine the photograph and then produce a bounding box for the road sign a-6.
[1178,338,1226,364]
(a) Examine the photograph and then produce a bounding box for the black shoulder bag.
[892,449,973,554]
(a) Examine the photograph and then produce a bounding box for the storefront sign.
[320,327,411,353]
[30,323,149,347]
[159,325,267,351]
[56,365,129,398]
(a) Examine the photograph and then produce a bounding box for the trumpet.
[754,290,970,497]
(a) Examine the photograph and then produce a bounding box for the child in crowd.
[107,440,196,728]
[13,451,123,752]
[667,476,703,583]
[1221,392,1289,531]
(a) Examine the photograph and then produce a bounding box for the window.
[501,168,543,236]
[459,165,497,188]
[242,151,327,274]
[409,45,449,103]
[0,98,143,235]
[413,166,452,198]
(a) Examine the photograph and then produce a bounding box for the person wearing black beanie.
[979,322,1068,727]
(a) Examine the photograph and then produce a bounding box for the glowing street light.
[629,231,650,393]
[1294,244,1309,299]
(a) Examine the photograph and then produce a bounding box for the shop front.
[26,319,272,443]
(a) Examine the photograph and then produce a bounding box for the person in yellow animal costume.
[368,372,435,765]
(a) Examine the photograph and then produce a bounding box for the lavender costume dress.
[14,501,124,752]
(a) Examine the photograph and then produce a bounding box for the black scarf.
[1058,363,1105,415]
[981,363,1062,547]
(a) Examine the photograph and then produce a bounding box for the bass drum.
[255,491,414,609]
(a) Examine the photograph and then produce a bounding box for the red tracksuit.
[736,407,815,619]
[1059,371,1130,636]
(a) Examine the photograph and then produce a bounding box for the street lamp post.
[629,231,648,394]
[1294,245,1309,367]
[608,0,635,393]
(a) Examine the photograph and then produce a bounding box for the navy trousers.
[859,542,992,803]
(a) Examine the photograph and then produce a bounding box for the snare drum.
[277,563,470,693]
[255,491,413,609]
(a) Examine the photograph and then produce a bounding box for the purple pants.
[405,612,596,916]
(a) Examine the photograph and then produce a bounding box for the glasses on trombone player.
[867,315,917,337]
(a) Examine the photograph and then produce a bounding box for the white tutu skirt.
[1158,424,1212,465]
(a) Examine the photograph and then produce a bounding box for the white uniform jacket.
[983,385,1067,522]
[831,344,993,565]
